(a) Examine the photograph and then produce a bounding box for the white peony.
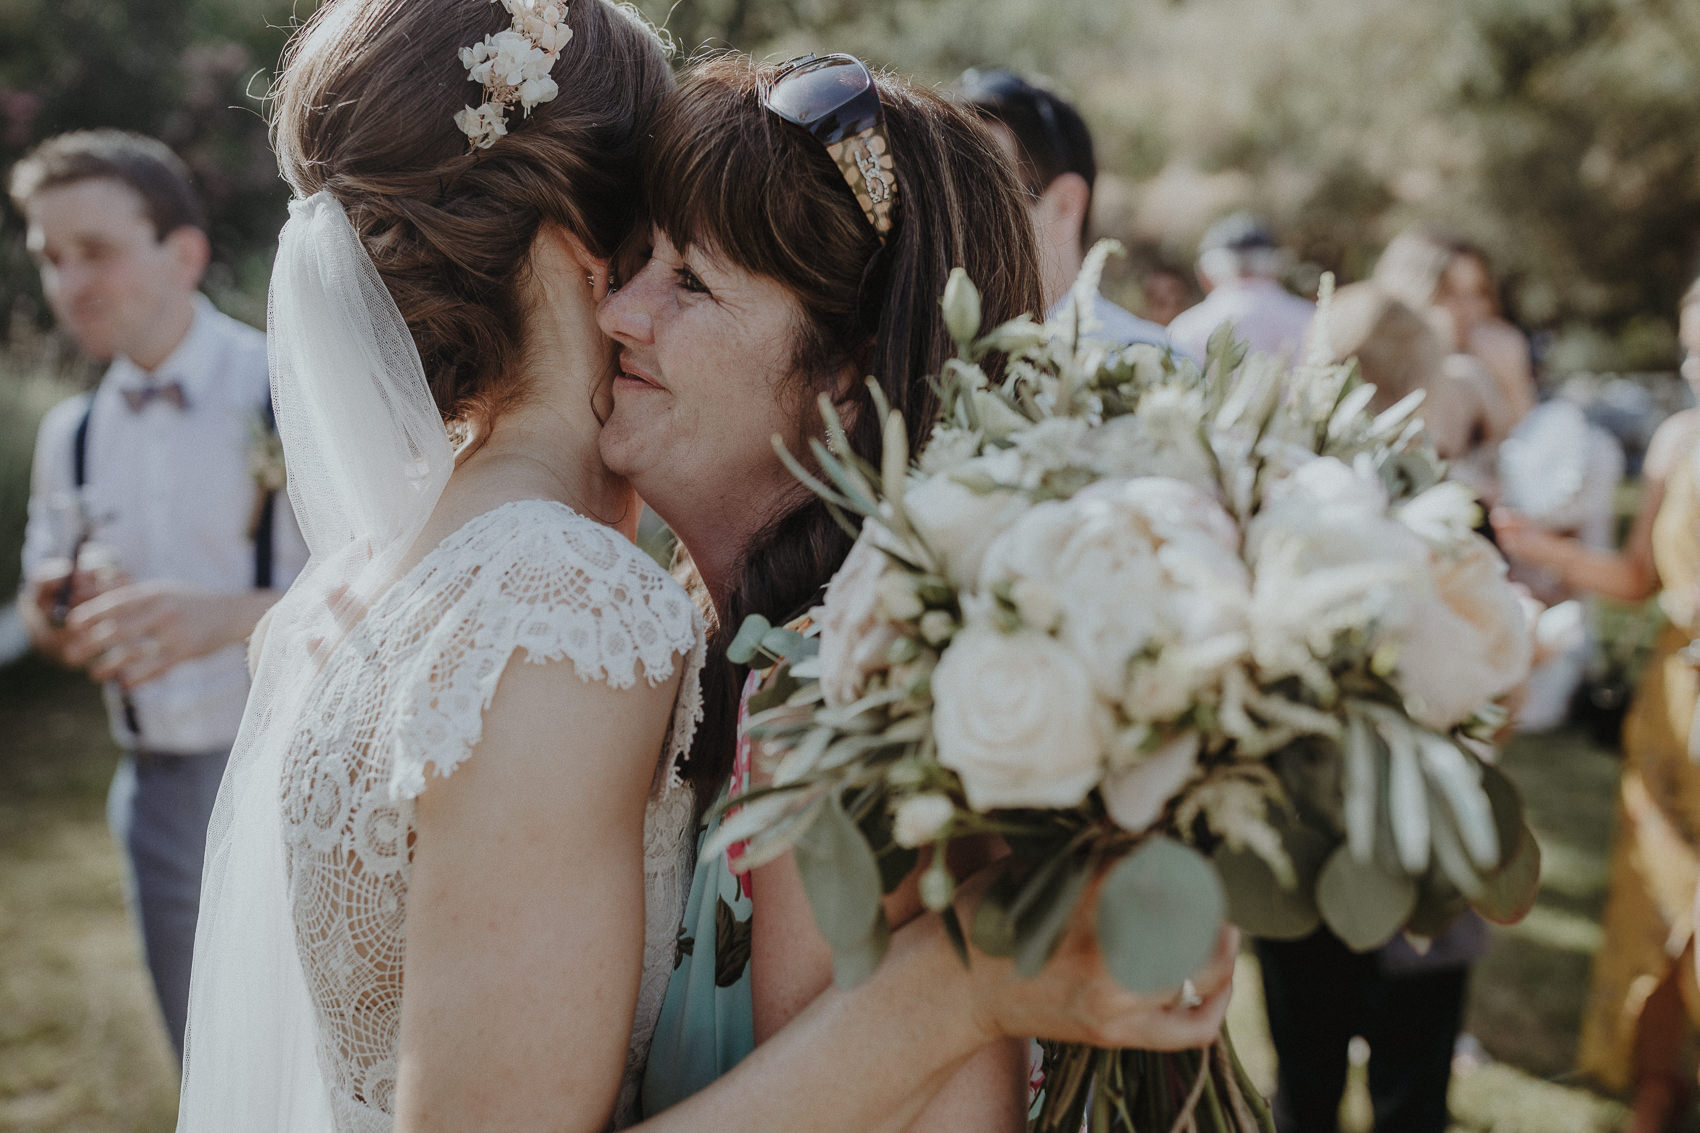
[978,478,1250,707]
[902,475,1026,589]
[932,625,1110,810]
[816,528,903,707]
[1080,386,1218,491]
[1393,535,1532,730]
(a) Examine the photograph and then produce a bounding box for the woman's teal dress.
[640,674,761,1116]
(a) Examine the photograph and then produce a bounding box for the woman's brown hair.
[270,0,673,432]
[643,55,1044,803]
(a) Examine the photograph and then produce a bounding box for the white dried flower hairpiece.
[453,0,573,150]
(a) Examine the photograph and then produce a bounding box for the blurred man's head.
[956,68,1096,308]
[9,130,209,368]
[1195,211,1286,293]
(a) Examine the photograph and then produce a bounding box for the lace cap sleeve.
[383,501,705,801]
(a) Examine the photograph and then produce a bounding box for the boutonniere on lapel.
[247,408,287,539]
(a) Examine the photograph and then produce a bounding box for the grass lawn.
[0,654,1673,1132]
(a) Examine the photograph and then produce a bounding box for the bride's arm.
[634,873,1239,1132]
[750,848,1030,1131]
[395,653,681,1133]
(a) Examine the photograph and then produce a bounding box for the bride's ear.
[531,223,611,303]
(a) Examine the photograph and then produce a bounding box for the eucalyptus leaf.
[760,627,809,660]
[1214,839,1322,941]
[1014,857,1094,978]
[1342,708,1379,863]
[831,913,891,989]
[794,792,888,978]
[726,614,772,665]
[1416,732,1499,871]
[971,865,1023,958]
[1096,839,1226,994]
[1478,761,1525,871]
[1315,845,1417,951]
[1424,783,1486,900]
[1471,820,1542,925]
[1382,719,1431,874]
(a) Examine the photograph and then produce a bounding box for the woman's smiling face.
[596,228,818,543]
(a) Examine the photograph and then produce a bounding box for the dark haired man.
[956,67,1170,352]
[10,129,306,1059]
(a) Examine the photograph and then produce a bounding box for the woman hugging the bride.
[176,1,1236,1130]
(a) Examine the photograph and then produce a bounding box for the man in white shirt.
[955,68,1172,352]
[10,130,307,1059]
[1167,211,1316,365]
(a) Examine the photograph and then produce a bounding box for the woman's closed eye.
[673,264,711,296]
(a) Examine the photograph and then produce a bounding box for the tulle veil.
[175,192,455,1129]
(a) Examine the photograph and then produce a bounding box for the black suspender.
[72,396,279,589]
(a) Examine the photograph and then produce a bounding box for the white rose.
[932,625,1110,810]
[980,478,1250,704]
[816,527,903,707]
[903,475,1026,588]
[893,793,958,848]
[1393,535,1533,730]
[1100,734,1201,833]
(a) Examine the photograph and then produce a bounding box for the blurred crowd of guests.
[981,68,1700,1133]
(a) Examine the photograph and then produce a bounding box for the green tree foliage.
[2,0,1696,365]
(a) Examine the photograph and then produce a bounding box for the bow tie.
[120,380,189,412]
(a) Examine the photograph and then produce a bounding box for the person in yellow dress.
[1493,275,1700,1133]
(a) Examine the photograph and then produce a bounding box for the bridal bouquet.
[711,249,1541,1132]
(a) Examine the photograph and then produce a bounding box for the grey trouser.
[106,745,231,1060]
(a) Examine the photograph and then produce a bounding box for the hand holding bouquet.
[713,250,1540,1131]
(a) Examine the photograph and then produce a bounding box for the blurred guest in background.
[1252,281,1503,1133]
[955,67,1169,350]
[10,129,306,1060]
[1167,210,1314,363]
[1140,264,1192,327]
[1373,226,1537,424]
[1494,277,1700,1133]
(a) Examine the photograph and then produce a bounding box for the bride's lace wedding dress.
[278,498,704,1132]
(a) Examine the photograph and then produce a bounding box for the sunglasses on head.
[761,53,899,243]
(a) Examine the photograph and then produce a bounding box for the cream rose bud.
[1393,534,1533,730]
[893,793,958,848]
[902,475,1025,588]
[875,570,925,621]
[1100,734,1200,833]
[932,625,1110,810]
[817,529,900,707]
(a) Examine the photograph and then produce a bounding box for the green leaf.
[1095,838,1226,994]
[1013,856,1094,978]
[1478,761,1526,871]
[940,905,970,968]
[830,915,891,989]
[1214,836,1324,941]
[793,792,888,985]
[1470,820,1542,925]
[970,865,1022,958]
[759,627,809,660]
[726,614,772,665]
[1315,845,1417,951]
[745,665,803,717]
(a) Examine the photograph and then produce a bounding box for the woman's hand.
[958,866,1238,1052]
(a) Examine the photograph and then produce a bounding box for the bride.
[179,1,1239,1130]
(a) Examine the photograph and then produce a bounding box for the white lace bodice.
[277,499,703,1132]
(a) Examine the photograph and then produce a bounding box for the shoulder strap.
[253,398,278,589]
[72,396,93,488]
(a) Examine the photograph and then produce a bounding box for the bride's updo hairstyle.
[271,0,673,432]
[644,55,1042,796]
